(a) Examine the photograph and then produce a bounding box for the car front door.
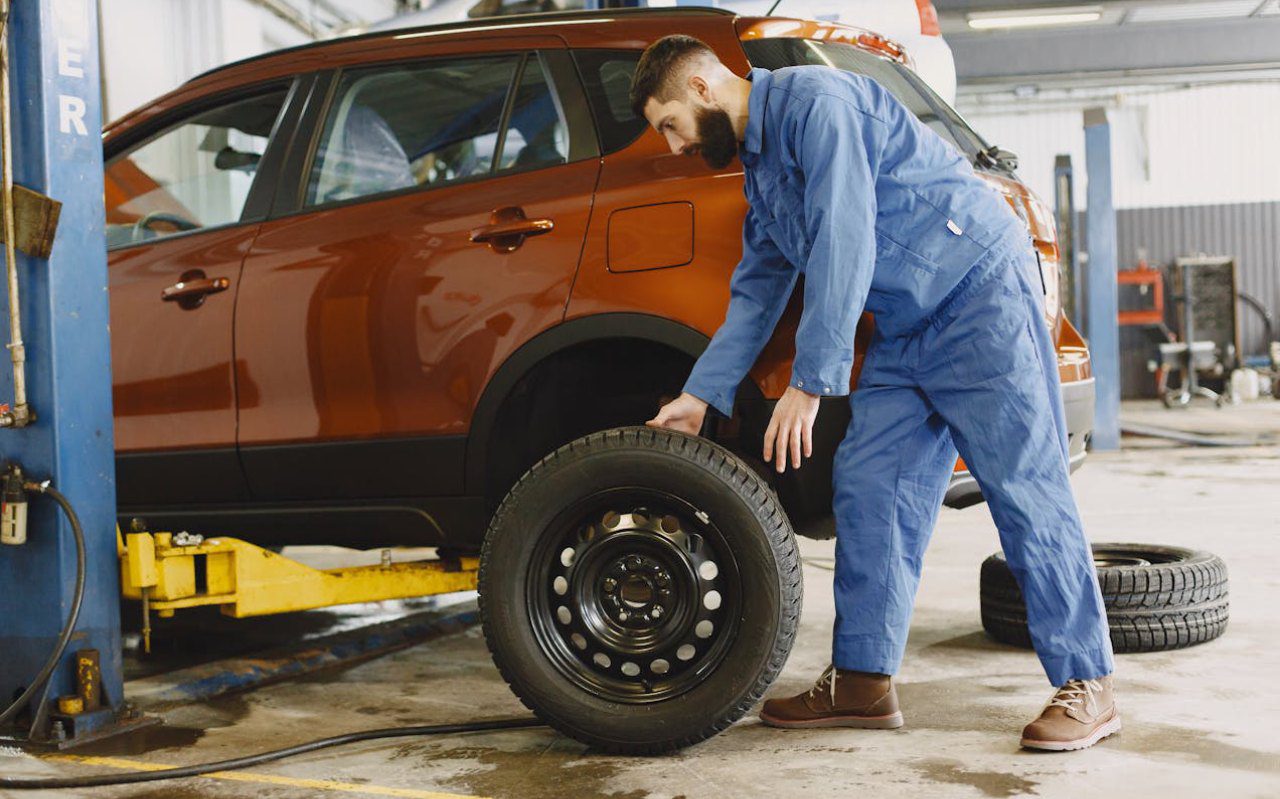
[105,82,298,508]
[234,39,599,502]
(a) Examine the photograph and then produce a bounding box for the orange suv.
[103,6,1095,752]
[105,7,1092,548]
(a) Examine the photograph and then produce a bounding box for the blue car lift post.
[0,0,143,746]
[1084,107,1121,451]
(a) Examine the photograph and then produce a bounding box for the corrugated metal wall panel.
[1082,201,1280,397]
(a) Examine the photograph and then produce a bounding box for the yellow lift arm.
[118,529,479,651]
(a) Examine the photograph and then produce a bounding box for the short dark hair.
[629,34,717,119]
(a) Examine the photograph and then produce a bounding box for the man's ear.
[687,73,712,104]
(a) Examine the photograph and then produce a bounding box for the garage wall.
[99,0,400,124]
[101,0,309,123]
[958,80,1280,397]
[958,80,1280,212]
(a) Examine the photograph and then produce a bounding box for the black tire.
[980,543,1228,654]
[479,426,802,754]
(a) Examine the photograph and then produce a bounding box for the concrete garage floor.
[3,402,1279,798]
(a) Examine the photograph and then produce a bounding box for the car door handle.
[161,272,230,310]
[470,206,553,253]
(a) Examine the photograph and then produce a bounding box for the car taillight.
[856,32,904,59]
[915,0,942,36]
[999,193,1060,332]
[1035,242,1062,336]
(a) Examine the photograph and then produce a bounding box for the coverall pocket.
[875,232,940,275]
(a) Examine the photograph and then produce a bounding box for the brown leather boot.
[759,666,904,729]
[1021,676,1121,751]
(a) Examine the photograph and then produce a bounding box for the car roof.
[189,7,736,86]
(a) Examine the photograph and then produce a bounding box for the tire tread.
[979,544,1229,654]
[478,427,802,754]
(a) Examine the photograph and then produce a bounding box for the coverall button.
[823,387,831,394]
[796,380,804,387]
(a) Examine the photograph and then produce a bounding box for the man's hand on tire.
[764,386,820,473]
[647,392,708,435]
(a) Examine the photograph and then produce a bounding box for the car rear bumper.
[943,377,1095,509]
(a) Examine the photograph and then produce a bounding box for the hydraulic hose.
[0,716,547,789]
[0,479,547,790]
[0,481,87,729]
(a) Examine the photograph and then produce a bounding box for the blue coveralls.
[682,66,1114,686]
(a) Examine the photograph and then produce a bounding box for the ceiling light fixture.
[967,5,1103,29]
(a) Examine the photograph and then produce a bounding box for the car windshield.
[742,38,990,160]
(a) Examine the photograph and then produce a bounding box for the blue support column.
[0,0,123,741]
[1083,108,1120,451]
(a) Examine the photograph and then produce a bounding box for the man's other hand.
[646,392,709,436]
[764,386,820,473]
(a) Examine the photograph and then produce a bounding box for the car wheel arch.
[465,313,764,504]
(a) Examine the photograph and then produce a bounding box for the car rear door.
[234,37,599,502]
[105,79,304,508]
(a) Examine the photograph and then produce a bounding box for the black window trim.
[491,52,529,174]
[276,47,598,220]
[104,74,310,252]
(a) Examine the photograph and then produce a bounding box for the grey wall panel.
[1078,201,1279,398]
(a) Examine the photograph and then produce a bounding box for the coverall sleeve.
[787,93,882,397]
[682,206,799,418]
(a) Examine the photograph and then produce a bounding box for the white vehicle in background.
[365,0,957,104]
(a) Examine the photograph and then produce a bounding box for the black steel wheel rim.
[526,487,743,704]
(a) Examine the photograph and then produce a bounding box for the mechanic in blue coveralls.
[634,35,1119,752]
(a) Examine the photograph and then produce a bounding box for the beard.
[693,106,739,170]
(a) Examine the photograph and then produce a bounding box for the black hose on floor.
[0,481,87,729]
[0,478,548,790]
[0,716,547,789]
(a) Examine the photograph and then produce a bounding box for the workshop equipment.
[0,0,129,747]
[117,525,479,651]
[1117,260,1166,327]
[1160,256,1238,407]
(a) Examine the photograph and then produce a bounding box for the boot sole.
[1020,714,1122,751]
[759,710,904,730]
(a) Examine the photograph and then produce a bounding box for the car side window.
[104,89,289,248]
[305,55,524,207]
[571,49,646,155]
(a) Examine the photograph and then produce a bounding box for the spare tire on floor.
[980,543,1228,654]
[479,427,802,754]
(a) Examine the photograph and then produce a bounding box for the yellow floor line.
[42,754,486,799]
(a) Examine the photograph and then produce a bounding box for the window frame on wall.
[102,76,306,252]
[289,49,593,216]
